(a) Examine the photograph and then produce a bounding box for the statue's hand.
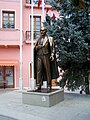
[35,45,42,50]
[50,55,54,61]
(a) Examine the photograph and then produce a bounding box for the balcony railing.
[26,31,40,41]
[26,0,50,5]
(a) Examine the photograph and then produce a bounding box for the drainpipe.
[19,0,23,90]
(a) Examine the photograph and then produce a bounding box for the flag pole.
[42,0,45,25]
[30,0,35,90]
[19,0,23,90]
[42,0,48,88]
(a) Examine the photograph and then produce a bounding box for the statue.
[34,27,58,91]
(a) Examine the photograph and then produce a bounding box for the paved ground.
[0,89,90,120]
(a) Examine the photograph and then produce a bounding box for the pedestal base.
[22,89,64,107]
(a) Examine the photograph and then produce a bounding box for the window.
[0,66,14,88]
[2,11,15,29]
[26,0,50,5]
[30,16,41,39]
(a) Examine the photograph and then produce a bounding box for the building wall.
[0,0,20,29]
[0,0,20,88]
[22,43,31,87]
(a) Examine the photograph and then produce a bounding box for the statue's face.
[40,27,47,36]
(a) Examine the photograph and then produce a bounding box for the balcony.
[0,29,21,46]
[25,30,40,43]
[26,0,51,8]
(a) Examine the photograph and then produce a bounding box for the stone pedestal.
[22,89,64,107]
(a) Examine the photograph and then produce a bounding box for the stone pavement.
[0,89,90,120]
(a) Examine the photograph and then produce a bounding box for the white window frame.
[29,14,41,31]
[1,9,16,29]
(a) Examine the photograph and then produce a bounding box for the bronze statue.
[34,27,58,90]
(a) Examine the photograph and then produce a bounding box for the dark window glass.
[30,16,41,39]
[2,11,15,29]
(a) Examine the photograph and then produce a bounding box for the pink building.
[0,0,58,89]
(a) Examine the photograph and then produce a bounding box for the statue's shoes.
[47,86,51,91]
[35,85,41,90]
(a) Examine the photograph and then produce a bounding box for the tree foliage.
[44,0,90,92]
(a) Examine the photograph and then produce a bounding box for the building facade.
[0,0,58,89]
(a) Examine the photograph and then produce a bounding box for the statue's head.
[40,27,47,36]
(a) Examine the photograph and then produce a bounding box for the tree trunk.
[88,74,90,94]
[85,76,89,94]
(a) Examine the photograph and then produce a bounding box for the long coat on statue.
[34,35,59,85]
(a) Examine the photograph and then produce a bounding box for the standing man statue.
[34,27,58,91]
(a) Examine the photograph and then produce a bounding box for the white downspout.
[30,0,35,90]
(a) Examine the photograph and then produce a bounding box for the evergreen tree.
[44,0,90,93]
